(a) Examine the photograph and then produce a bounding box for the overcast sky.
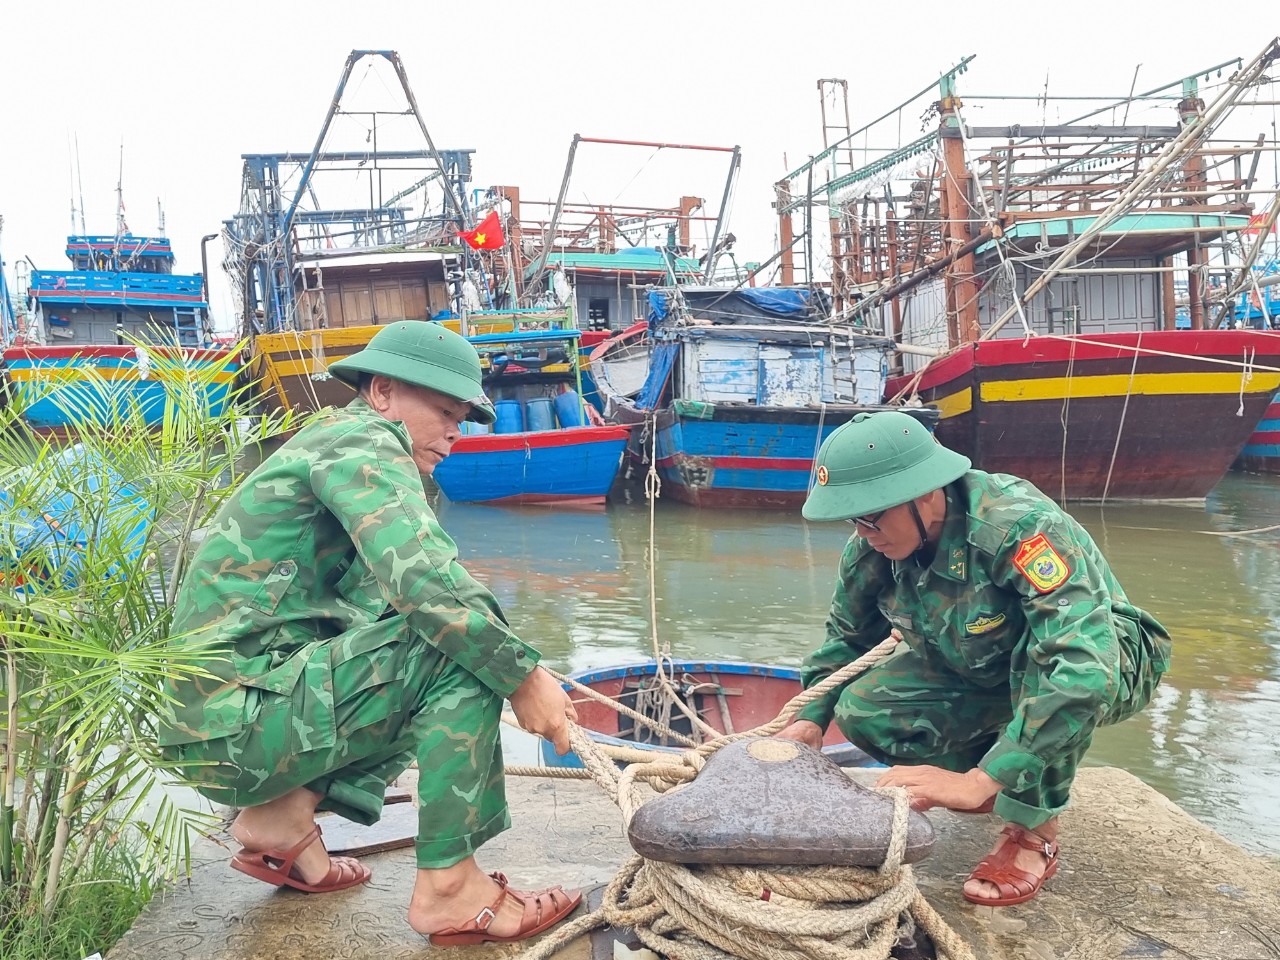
[2,1,1277,330]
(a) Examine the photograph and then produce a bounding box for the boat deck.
[106,767,1280,959]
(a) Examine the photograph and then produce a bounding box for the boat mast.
[938,72,980,346]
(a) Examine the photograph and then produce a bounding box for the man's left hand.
[875,765,1000,812]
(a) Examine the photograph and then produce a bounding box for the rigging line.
[611,146,663,204]
[1237,345,1256,417]
[956,109,1032,336]
[1037,332,1280,373]
[1100,330,1141,504]
[1059,337,1077,503]
[640,412,717,743]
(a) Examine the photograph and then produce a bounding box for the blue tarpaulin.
[647,290,670,332]
[681,287,830,324]
[635,341,680,410]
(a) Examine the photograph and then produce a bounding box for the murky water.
[436,472,1280,858]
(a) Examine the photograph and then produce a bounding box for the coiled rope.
[509,634,978,960]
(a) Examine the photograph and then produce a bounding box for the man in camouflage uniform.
[159,321,582,944]
[777,411,1171,906]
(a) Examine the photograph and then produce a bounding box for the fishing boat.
[1233,251,1280,474]
[432,328,630,506]
[598,285,938,509]
[3,230,238,430]
[541,660,876,769]
[223,50,558,417]
[771,44,1280,500]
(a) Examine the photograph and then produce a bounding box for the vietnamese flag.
[459,210,506,250]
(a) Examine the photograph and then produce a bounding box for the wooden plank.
[321,801,417,857]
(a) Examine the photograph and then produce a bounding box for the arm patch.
[1012,533,1070,593]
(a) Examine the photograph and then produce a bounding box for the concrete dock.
[107,767,1280,960]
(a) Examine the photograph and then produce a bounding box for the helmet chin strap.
[908,500,932,565]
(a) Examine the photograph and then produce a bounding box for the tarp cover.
[680,287,831,325]
[635,341,680,410]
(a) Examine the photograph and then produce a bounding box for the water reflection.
[438,475,1280,857]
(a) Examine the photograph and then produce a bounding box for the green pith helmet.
[802,411,970,522]
[328,321,496,425]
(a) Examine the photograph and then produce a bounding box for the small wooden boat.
[541,659,877,769]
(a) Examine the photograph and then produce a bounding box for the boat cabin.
[25,235,208,347]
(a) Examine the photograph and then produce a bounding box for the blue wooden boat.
[4,344,239,429]
[594,287,937,509]
[432,328,631,506]
[5,233,238,429]
[541,659,877,769]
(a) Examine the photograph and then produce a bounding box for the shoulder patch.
[1012,533,1070,593]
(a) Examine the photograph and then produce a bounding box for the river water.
[434,472,1280,859]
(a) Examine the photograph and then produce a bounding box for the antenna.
[74,133,88,234]
[157,197,165,235]
[115,141,128,235]
[68,138,77,233]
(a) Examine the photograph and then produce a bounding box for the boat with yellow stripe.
[247,309,573,415]
[770,45,1280,500]
[887,330,1280,499]
[3,230,239,430]
[3,343,240,430]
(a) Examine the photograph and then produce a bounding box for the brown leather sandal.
[427,874,582,946]
[963,824,1059,907]
[230,824,371,893]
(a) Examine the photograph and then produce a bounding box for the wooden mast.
[937,74,980,346]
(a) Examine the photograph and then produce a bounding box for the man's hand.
[774,719,825,751]
[875,764,1001,812]
[509,667,578,756]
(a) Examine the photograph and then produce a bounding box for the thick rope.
[511,634,978,960]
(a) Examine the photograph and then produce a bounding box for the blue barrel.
[554,390,586,428]
[494,400,525,434]
[525,397,556,432]
[460,420,492,436]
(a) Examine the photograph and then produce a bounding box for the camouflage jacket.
[157,398,539,747]
[797,470,1171,793]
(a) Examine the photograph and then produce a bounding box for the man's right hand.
[774,719,825,750]
[509,667,578,756]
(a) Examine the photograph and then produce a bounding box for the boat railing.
[66,235,173,259]
[30,271,206,303]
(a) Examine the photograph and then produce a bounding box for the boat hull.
[541,660,876,769]
[650,403,938,510]
[2,345,240,430]
[432,425,631,506]
[886,330,1280,500]
[1236,391,1280,474]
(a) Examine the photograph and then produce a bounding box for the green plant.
[0,342,300,956]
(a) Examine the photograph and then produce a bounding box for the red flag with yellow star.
[459,210,505,250]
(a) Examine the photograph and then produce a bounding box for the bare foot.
[408,860,548,939]
[963,820,1058,903]
[230,787,334,885]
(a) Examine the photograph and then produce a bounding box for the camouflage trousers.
[833,622,1166,829]
[165,615,507,869]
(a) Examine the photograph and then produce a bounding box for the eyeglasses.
[847,510,886,533]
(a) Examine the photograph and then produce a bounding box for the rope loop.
[513,632,977,960]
